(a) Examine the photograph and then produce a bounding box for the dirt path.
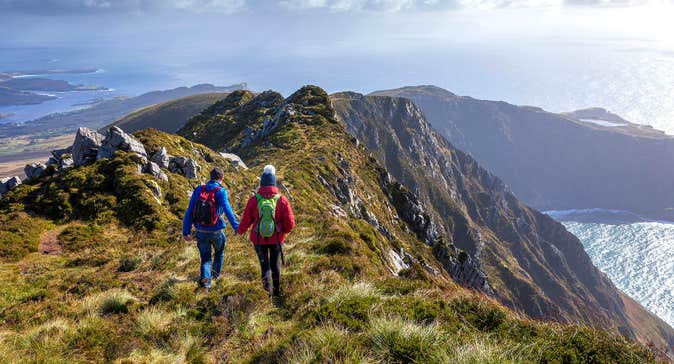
[38,228,64,255]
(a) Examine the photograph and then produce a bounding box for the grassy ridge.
[0,87,662,362]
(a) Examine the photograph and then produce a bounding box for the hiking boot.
[200,278,211,289]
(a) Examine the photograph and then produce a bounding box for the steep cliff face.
[371,85,674,221]
[331,92,674,349]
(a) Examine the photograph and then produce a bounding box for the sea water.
[547,209,674,328]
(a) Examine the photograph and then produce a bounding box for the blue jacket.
[183,180,239,236]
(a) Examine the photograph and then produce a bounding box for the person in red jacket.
[237,164,295,297]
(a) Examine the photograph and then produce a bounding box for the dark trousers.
[254,244,281,296]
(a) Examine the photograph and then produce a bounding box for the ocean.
[547,209,674,328]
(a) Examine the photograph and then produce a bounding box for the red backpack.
[193,185,221,226]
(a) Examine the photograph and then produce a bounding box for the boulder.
[1,176,22,195]
[145,161,168,182]
[183,158,200,180]
[150,147,170,168]
[6,176,21,190]
[0,177,9,194]
[24,162,47,180]
[168,156,200,179]
[72,127,104,166]
[97,126,147,162]
[47,157,59,167]
[59,157,74,170]
[51,147,72,160]
[219,152,248,170]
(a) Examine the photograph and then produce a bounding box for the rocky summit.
[0,85,670,363]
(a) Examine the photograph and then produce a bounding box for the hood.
[258,186,279,198]
[204,180,223,191]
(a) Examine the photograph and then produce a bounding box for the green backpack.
[256,193,280,238]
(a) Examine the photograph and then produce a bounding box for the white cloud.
[0,0,671,15]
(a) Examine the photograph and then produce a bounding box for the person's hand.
[183,234,192,242]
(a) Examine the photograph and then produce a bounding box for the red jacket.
[237,186,295,245]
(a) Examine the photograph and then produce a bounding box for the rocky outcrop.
[97,126,148,162]
[144,161,168,182]
[0,176,21,195]
[24,163,46,180]
[72,127,104,166]
[219,153,248,170]
[150,147,170,169]
[169,156,200,180]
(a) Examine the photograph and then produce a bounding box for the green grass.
[0,87,663,363]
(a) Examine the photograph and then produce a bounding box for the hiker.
[238,165,295,297]
[183,167,239,289]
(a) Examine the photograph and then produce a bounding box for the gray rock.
[0,176,22,194]
[0,177,9,194]
[151,147,170,168]
[219,152,248,170]
[24,162,47,180]
[51,147,72,160]
[97,126,147,162]
[149,180,162,199]
[72,127,104,166]
[59,157,74,170]
[145,161,168,182]
[168,156,199,179]
[183,158,200,180]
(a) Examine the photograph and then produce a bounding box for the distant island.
[2,67,100,77]
[0,113,14,120]
[0,86,56,106]
[0,68,107,107]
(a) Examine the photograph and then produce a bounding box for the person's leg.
[255,245,272,295]
[270,244,281,297]
[196,232,213,288]
[211,231,226,280]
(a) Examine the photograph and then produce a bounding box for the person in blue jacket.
[183,167,239,289]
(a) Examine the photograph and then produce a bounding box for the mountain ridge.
[370,85,674,221]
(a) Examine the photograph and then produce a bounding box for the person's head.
[260,164,277,187]
[210,167,225,182]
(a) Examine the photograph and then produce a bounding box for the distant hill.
[109,93,227,133]
[372,85,674,221]
[0,83,247,139]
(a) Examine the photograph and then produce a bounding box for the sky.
[1,0,674,125]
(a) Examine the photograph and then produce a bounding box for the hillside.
[370,85,674,221]
[110,93,228,134]
[0,83,247,140]
[0,85,665,362]
[330,92,674,351]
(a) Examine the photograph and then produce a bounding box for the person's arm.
[182,186,199,237]
[220,189,239,231]
[237,196,256,235]
[279,196,296,234]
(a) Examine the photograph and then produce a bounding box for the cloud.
[0,0,670,15]
[0,0,248,15]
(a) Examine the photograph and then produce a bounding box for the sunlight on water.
[551,211,674,327]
